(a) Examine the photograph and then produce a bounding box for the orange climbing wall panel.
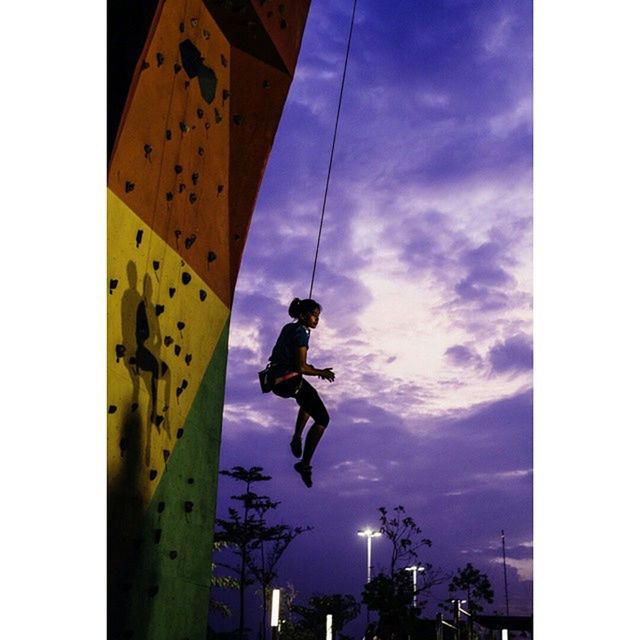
[109,0,232,306]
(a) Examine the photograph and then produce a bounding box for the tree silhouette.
[215,466,273,639]
[446,563,494,616]
[215,466,311,640]
[291,593,360,640]
[361,506,447,640]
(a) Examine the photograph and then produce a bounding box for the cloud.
[445,344,482,368]
[488,334,533,375]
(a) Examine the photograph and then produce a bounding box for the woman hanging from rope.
[269,298,335,488]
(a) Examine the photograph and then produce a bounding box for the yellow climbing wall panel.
[107,189,229,507]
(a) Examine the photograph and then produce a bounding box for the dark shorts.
[272,376,330,427]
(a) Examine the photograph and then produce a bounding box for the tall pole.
[501,530,510,616]
[404,566,424,608]
[358,528,381,625]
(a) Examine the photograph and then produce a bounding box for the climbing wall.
[107,1,310,639]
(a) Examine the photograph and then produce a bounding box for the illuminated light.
[326,614,333,640]
[271,589,280,628]
[501,630,508,640]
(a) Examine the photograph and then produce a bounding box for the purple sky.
[213,0,532,632]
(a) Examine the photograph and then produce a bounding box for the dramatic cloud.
[215,0,532,631]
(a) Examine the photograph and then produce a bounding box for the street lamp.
[404,565,425,608]
[357,528,382,583]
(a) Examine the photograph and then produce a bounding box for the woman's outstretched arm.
[295,346,335,382]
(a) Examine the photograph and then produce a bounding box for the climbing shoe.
[293,462,313,488]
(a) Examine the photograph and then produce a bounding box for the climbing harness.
[308,0,358,299]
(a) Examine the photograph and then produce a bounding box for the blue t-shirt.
[269,322,310,376]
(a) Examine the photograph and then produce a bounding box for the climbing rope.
[308,0,358,299]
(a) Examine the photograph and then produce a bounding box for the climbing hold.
[131,403,139,412]
[157,501,165,513]
[182,272,192,285]
[135,230,143,247]
[169,550,178,559]
[205,122,211,130]
[234,233,241,241]
[108,405,117,414]
[174,164,183,174]
[177,321,186,331]
[141,61,150,70]
[169,287,176,298]
[198,146,205,156]
[148,585,159,597]
[179,121,189,133]
[178,183,186,193]
[175,230,182,241]
[191,172,199,185]
[150,469,158,480]
[189,193,197,204]
[233,114,243,125]
[223,89,230,102]
[207,251,217,262]
[184,501,194,513]
[125,181,135,193]
[181,379,188,390]
[115,344,126,361]
[196,108,204,119]
[153,260,160,271]
[166,192,173,202]
[156,52,165,67]
[109,278,118,293]
[163,449,170,462]
[154,529,162,544]
[174,345,182,356]
[263,80,271,89]
[185,234,196,249]
[177,428,184,439]
[174,63,182,74]
[154,415,165,428]
[217,184,224,195]
[144,143,153,158]
[155,304,165,316]
[185,354,192,366]
[199,290,207,301]
[187,478,195,484]
[164,336,174,347]
[203,29,210,39]
[214,108,222,124]
[119,438,127,454]
[176,387,184,398]
[166,129,172,140]
[160,361,169,377]
[190,18,198,27]
[179,21,185,33]
[220,54,227,67]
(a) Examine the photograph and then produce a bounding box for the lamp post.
[270,588,280,640]
[357,528,382,583]
[404,565,425,608]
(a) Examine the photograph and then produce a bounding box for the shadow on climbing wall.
[108,260,173,639]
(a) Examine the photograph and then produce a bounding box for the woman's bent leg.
[302,423,326,465]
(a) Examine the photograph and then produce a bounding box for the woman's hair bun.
[288,298,302,318]
[288,297,322,318]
